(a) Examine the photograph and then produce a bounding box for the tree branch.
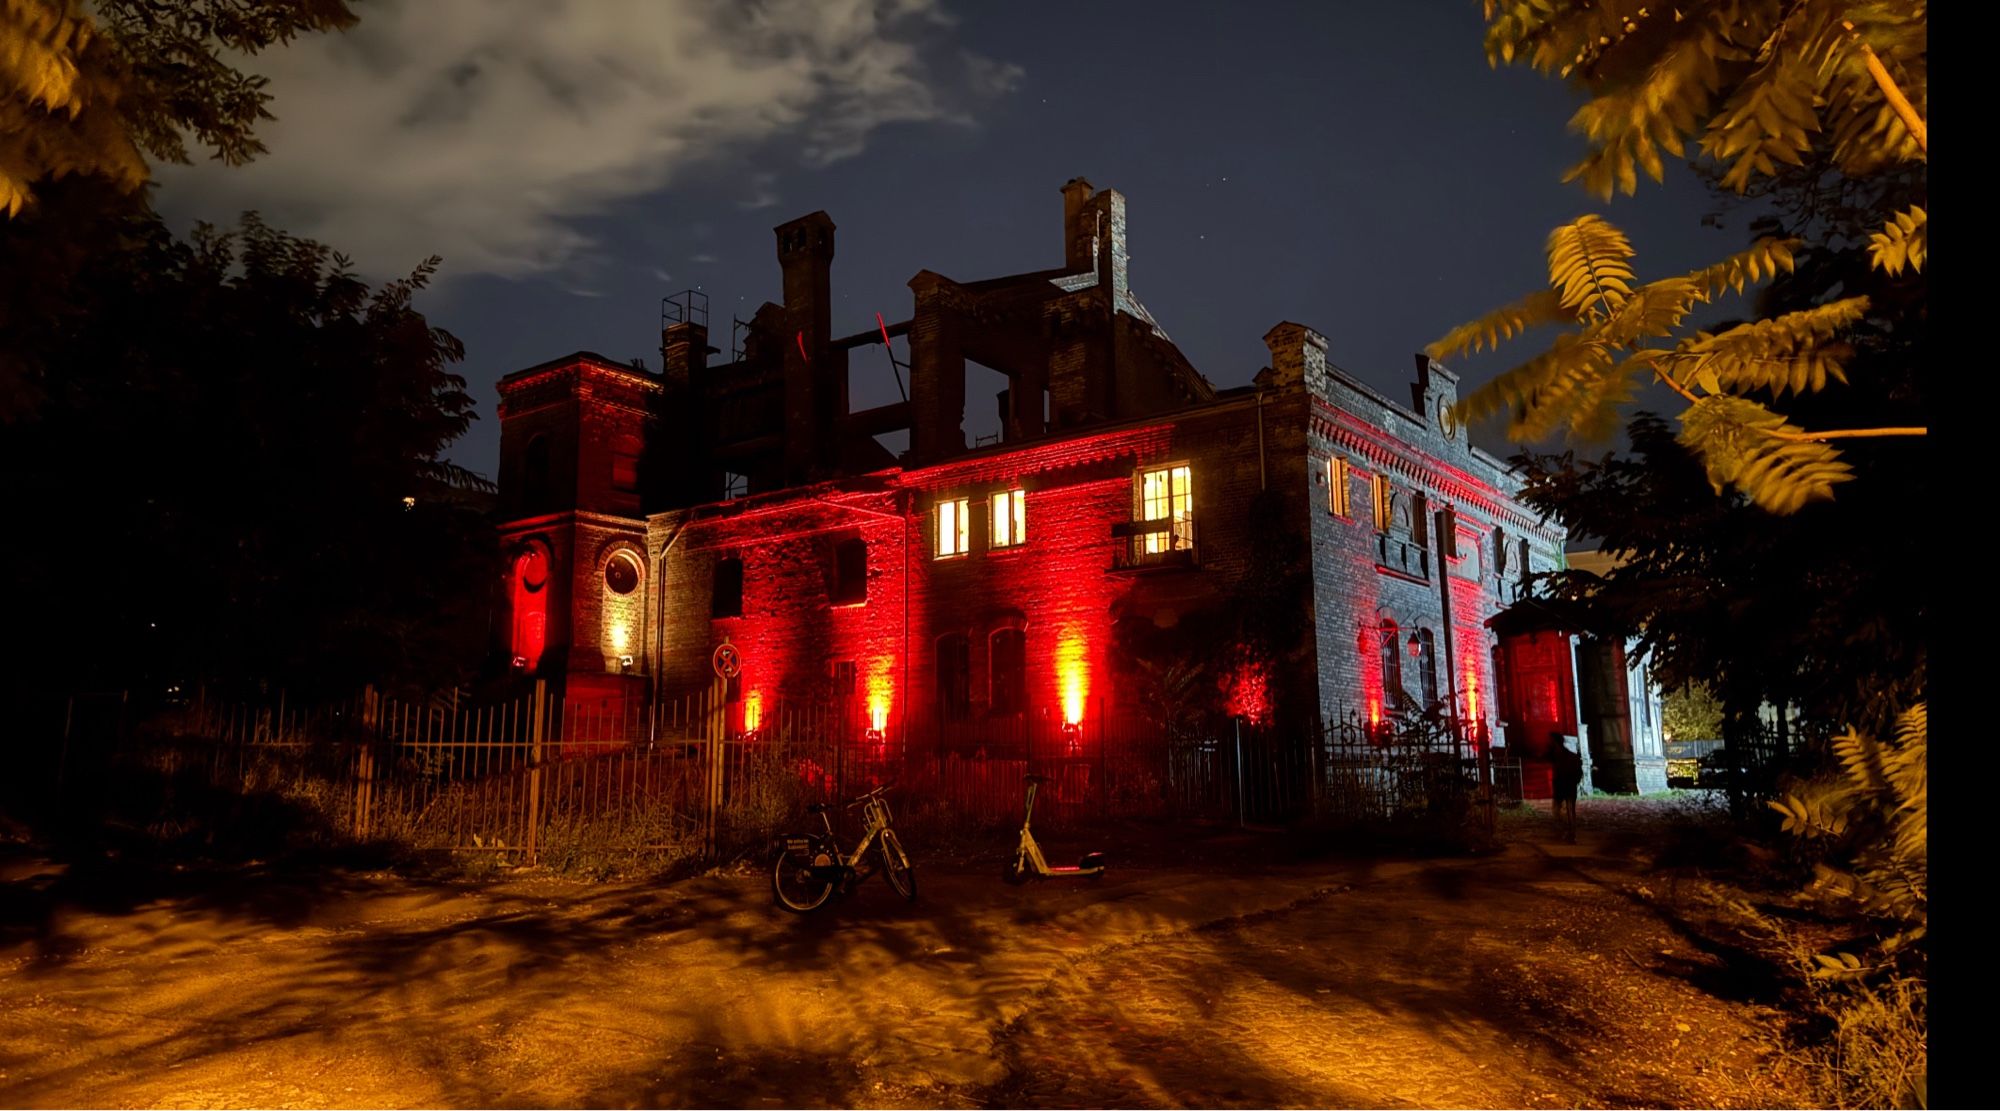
[1845,22,1927,156]
[1763,426,1928,441]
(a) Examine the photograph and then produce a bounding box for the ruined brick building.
[491,178,1657,797]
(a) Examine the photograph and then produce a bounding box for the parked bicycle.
[771,783,916,913]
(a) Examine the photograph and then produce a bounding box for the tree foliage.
[1,0,355,216]
[0,198,495,699]
[1433,1,1926,514]
[1662,683,1724,741]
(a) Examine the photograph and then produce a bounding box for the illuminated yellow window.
[1138,464,1193,554]
[1328,458,1351,517]
[991,489,1026,549]
[935,497,970,558]
[1372,474,1394,533]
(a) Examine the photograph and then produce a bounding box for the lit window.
[935,497,970,558]
[991,489,1026,549]
[1328,458,1351,517]
[1372,474,1394,534]
[1137,464,1193,554]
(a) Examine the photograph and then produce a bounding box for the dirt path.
[0,807,1806,1108]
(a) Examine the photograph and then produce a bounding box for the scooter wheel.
[1002,857,1031,886]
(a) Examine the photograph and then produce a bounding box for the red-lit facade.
[492,179,1584,791]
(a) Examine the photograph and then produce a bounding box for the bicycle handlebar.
[841,782,895,808]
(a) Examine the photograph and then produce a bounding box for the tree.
[0,207,495,700]
[1662,684,1724,742]
[1,0,356,216]
[1430,1,1926,515]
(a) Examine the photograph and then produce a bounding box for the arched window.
[1379,620,1404,707]
[936,634,970,723]
[604,551,641,595]
[990,628,1026,715]
[511,545,549,667]
[1417,628,1439,708]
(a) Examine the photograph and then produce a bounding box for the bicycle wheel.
[771,837,837,913]
[879,829,917,902]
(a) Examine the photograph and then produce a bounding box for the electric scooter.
[1003,774,1107,884]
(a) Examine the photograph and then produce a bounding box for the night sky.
[156,1,1751,478]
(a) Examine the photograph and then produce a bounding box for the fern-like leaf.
[1595,275,1704,346]
[1425,289,1569,361]
[1867,205,1926,275]
[1457,333,1616,442]
[1545,215,1636,320]
[1662,297,1867,397]
[1677,394,1853,513]
[1687,236,1800,297]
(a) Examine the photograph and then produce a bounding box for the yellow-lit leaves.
[1678,394,1852,513]
[1424,289,1568,361]
[1,0,148,216]
[1484,0,1925,196]
[1868,205,1926,275]
[1665,297,1867,397]
[1546,215,1635,319]
[1689,236,1799,297]
[1701,50,1821,193]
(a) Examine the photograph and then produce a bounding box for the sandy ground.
[0,800,1807,1108]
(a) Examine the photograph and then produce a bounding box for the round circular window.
[517,548,548,592]
[1438,396,1458,439]
[604,552,640,595]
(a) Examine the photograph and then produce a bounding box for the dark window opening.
[830,538,867,605]
[611,435,642,494]
[1494,526,1509,575]
[524,434,553,509]
[1411,494,1429,547]
[1517,539,1531,584]
[1380,621,1404,707]
[834,660,857,700]
[936,635,970,723]
[712,557,743,619]
[990,628,1026,715]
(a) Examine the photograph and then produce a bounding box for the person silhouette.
[1549,736,1583,843]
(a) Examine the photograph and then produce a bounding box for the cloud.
[157,0,1015,279]
[737,171,781,211]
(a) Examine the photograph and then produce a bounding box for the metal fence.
[53,684,1503,864]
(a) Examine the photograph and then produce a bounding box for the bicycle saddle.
[806,803,829,814]
[1024,774,1053,784]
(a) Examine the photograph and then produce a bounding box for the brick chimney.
[775,211,837,481]
[1062,177,1095,271]
[1263,322,1329,393]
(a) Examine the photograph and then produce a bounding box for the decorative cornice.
[1310,404,1560,539]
